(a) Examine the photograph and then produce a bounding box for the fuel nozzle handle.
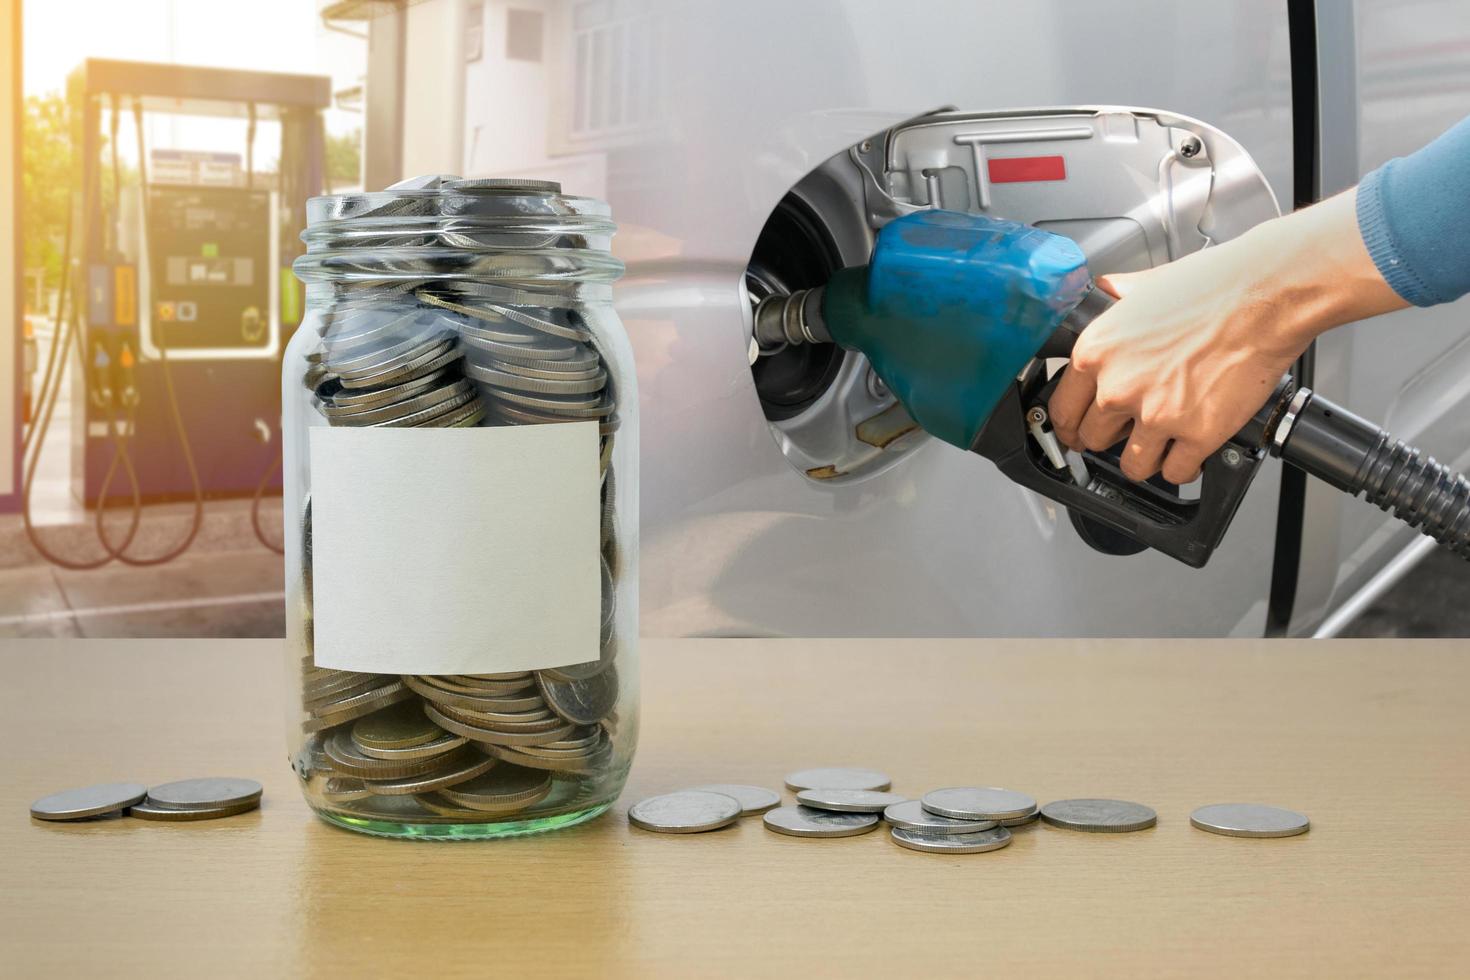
[1049,287,1470,555]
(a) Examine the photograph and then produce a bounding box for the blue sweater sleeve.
[1356,116,1470,307]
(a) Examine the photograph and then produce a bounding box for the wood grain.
[2,638,1469,978]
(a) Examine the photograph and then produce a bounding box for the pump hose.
[93,97,205,567]
[251,450,284,554]
[1274,390,1470,558]
[20,137,144,570]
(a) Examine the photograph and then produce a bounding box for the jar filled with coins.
[284,176,637,839]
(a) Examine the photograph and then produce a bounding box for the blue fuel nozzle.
[822,210,1090,449]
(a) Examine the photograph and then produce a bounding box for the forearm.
[1221,190,1407,353]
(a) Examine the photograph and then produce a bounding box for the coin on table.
[762,805,880,839]
[882,799,997,835]
[145,777,263,811]
[921,786,1036,822]
[783,767,892,793]
[795,789,909,813]
[130,798,260,822]
[30,782,148,821]
[628,790,742,834]
[1190,803,1310,838]
[890,825,1012,854]
[688,784,782,816]
[1041,798,1158,833]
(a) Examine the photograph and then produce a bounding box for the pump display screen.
[146,187,271,350]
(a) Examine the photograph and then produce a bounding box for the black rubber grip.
[1279,393,1470,558]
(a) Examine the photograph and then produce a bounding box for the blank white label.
[309,423,600,674]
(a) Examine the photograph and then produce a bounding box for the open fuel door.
[746,106,1282,484]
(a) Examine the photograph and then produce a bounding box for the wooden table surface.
[3,638,1470,978]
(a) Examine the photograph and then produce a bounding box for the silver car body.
[384,0,1470,636]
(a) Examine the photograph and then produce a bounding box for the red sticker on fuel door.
[987,155,1067,183]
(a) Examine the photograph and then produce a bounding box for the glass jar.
[283,176,637,839]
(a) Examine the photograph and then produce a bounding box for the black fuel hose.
[1274,390,1470,557]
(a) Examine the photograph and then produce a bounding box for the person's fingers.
[1048,366,1096,450]
[1161,441,1209,486]
[1120,427,1170,483]
[1075,403,1132,453]
[1094,271,1139,299]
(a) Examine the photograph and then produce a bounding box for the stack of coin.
[30,778,262,823]
[292,177,629,829]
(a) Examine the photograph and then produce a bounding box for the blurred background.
[0,0,1465,639]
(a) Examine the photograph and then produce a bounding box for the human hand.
[1047,192,1406,484]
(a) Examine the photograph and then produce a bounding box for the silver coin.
[321,373,463,420]
[882,799,997,835]
[423,702,574,746]
[361,752,498,797]
[436,765,554,813]
[446,177,562,193]
[357,732,468,763]
[327,367,453,410]
[145,777,263,811]
[30,782,148,821]
[999,809,1040,827]
[487,304,590,342]
[129,798,261,822]
[484,349,601,377]
[762,805,880,839]
[335,338,460,390]
[326,323,446,375]
[536,668,618,726]
[371,384,480,428]
[415,792,502,820]
[921,786,1036,821]
[628,790,742,834]
[458,331,580,363]
[795,789,910,813]
[1040,798,1158,833]
[486,745,596,772]
[485,387,608,417]
[402,675,539,712]
[303,680,413,732]
[1190,803,1310,838]
[432,704,564,735]
[783,767,892,793]
[324,728,458,779]
[426,399,487,428]
[688,784,782,816]
[319,776,372,803]
[890,825,1012,854]
[465,360,607,395]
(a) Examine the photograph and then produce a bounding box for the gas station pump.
[23,59,328,567]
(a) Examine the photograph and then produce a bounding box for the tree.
[22,92,72,296]
[325,128,362,191]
